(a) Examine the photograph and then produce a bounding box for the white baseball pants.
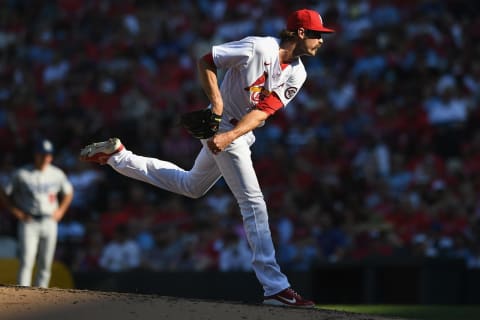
[108,132,289,296]
[17,218,58,288]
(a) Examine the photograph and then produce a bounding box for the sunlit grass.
[319,305,480,320]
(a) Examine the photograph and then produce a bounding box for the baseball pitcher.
[80,9,333,307]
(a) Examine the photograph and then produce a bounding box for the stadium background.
[1,0,480,304]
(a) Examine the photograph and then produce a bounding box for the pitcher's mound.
[0,285,401,320]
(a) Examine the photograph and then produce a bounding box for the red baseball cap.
[287,9,335,33]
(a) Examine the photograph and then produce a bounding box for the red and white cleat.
[263,288,315,308]
[79,137,124,165]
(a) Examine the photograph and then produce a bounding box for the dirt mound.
[0,285,402,320]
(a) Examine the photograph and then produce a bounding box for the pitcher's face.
[304,37,323,56]
[295,29,324,57]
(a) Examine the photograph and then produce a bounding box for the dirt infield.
[0,285,404,320]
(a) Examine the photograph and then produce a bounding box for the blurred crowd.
[2,0,480,274]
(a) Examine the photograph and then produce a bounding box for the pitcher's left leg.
[208,137,289,296]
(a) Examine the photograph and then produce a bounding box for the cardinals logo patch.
[284,87,298,99]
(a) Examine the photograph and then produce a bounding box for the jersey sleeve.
[201,52,215,67]
[256,92,284,115]
[212,37,254,69]
[272,63,307,107]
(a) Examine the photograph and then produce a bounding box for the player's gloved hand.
[180,108,222,139]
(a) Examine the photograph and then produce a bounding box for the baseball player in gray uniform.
[0,139,74,288]
[80,9,333,307]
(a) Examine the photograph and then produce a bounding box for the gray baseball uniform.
[5,163,73,287]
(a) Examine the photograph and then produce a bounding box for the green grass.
[319,305,480,320]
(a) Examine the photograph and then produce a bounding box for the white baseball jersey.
[6,164,73,217]
[212,36,307,127]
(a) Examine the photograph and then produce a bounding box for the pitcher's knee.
[239,194,265,206]
[183,187,208,199]
[185,192,203,199]
[238,196,268,218]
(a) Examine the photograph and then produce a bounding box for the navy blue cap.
[35,139,55,154]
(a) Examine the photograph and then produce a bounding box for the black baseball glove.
[180,108,222,139]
